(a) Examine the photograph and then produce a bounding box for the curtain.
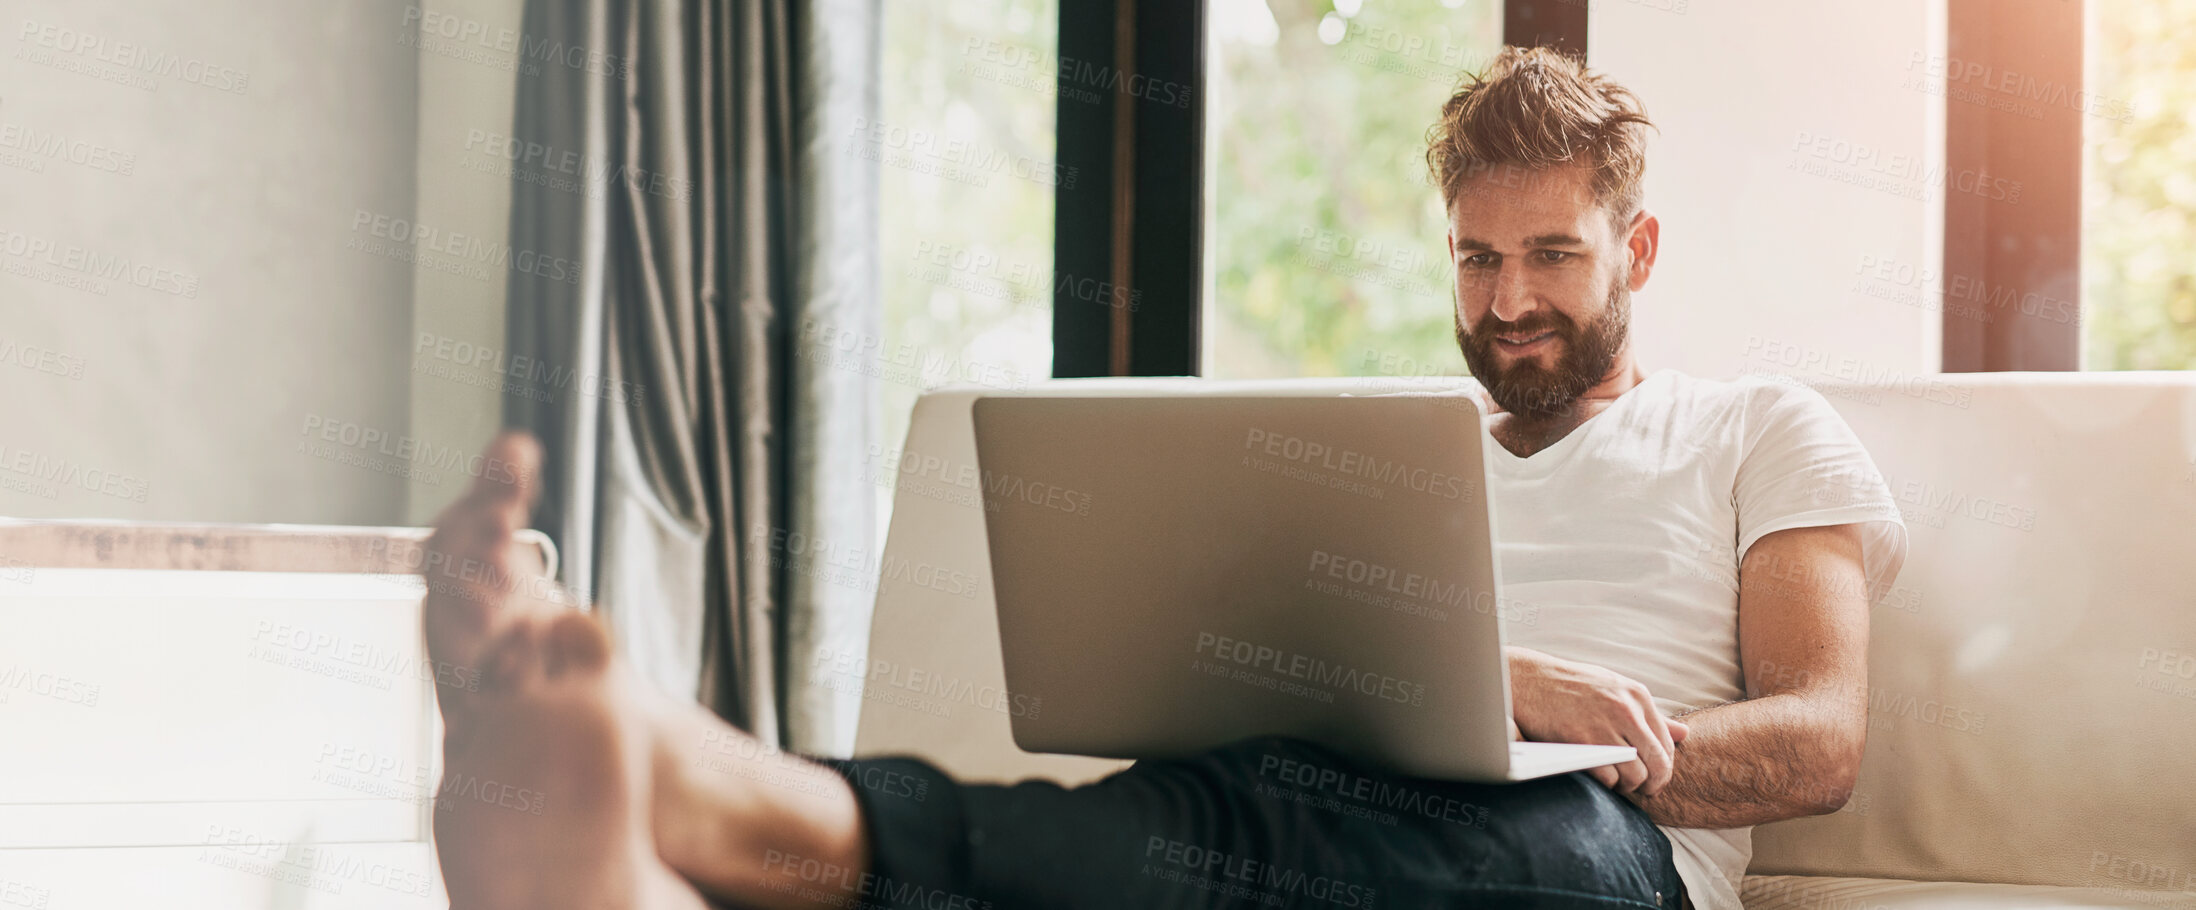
[502,0,879,755]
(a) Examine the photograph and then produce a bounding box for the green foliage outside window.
[2085,0,2196,370]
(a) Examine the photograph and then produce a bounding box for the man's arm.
[1621,522,1872,829]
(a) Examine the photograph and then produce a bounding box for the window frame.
[1060,1,2083,377]
[1052,0,1206,378]
[1941,0,2084,372]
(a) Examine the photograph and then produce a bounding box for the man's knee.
[1488,772,1667,862]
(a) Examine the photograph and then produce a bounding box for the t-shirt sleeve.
[1732,381,1910,607]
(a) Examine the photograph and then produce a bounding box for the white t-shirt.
[1449,367,1908,910]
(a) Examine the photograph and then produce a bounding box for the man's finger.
[1668,718,1690,745]
[1635,713,1675,797]
[1588,765,1619,789]
[1612,758,1647,794]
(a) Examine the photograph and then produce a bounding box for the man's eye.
[1536,250,1571,264]
[1463,253,1496,269]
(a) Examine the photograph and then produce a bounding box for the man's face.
[1446,164,1641,419]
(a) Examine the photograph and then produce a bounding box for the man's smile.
[1496,330,1558,352]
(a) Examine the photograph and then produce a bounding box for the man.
[422,46,1905,910]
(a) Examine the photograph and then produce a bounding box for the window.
[1202,0,1498,379]
[2083,0,2196,369]
[879,0,1060,536]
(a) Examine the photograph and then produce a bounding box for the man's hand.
[1508,646,1690,796]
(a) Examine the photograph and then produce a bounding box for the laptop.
[970,394,1636,782]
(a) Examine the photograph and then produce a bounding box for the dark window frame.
[1052,0,1206,378]
[1941,0,2084,372]
[1050,3,2096,376]
[1051,0,1585,378]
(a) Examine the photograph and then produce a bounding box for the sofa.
[0,520,553,909]
[848,372,2196,908]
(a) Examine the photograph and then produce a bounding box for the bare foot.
[644,695,872,906]
[422,431,565,730]
[434,611,707,910]
[423,431,871,907]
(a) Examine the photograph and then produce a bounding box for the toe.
[480,621,548,695]
[475,429,545,510]
[543,612,613,679]
[422,431,549,670]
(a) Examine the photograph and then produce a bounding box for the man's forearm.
[1624,693,1863,829]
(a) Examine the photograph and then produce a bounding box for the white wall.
[0,0,525,527]
[0,0,419,524]
[403,0,524,524]
[1591,0,1945,383]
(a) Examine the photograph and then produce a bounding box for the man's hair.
[1425,46,1654,236]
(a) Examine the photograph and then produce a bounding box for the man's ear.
[1446,227,1455,263]
[1625,209,1659,291]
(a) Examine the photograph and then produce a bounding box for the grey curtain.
[503,0,879,754]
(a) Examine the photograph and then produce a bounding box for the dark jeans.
[809,736,1682,910]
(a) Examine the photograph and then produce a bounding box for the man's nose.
[1489,263,1533,323]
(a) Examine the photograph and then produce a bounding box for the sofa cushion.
[853,372,2196,893]
[1745,372,2196,890]
[1742,875,2196,909]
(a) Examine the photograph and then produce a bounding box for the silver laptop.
[970,394,1635,782]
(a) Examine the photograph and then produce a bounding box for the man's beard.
[1453,276,1630,420]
